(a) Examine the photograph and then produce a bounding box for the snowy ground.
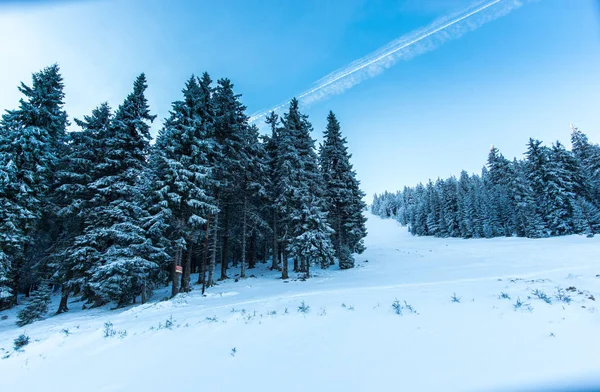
[1,213,600,391]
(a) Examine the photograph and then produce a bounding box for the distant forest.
[372,128,600,239]
[0,65,367,325]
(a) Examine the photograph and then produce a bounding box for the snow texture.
[1,212,599,391]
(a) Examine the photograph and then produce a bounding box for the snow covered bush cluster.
[0,65,367,318]
[372,130,600,239]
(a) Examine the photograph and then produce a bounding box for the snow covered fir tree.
[0,65,368,321]
[372,125,600,239]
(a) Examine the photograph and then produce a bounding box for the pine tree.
[150,75,218,295]
[0,64,68,306]
[487,146,515,236]
[53,103,112,313]
[16,281,52,326]
[524,138,550,236]
[509,159,546,238]
[264,111,281,271]
[78,74,162,307]
[287,198,335,276]
[319,111,367,269]
[276,99,335,277]
[211,78,248,281]
[545,142,577,235]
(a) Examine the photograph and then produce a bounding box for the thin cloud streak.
[249,0,532,124]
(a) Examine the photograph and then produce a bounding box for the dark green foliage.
[16,283,52,326]
[13,334,30,350]
[373,128,600,240]
[319,111,367,269]
[0,64,367,317]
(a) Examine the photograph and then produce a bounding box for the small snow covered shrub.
[298,301,310,314]
[451,293,461,303]
[13,334,30,350]
[498,292,511,300]
[103,321,116,338]
[555,287,572,304]
[513,297,533,312]
[392,299,402,315]
[531,289,552,304]
[16,283,52,326]
[205,316,219,323]
[231,347,237,357]
[118,330,127,338]
[392,299,417,315]
[403,300,417,314]
[164,315,174,329]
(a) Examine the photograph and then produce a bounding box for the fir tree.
[0,64,68,306]
[150,75,218,295]
[16,281,52,326]
[79,74,162,307]
[53,103,112,313]
[319,111,367,269]
[212,78,248,281]
[277,99,335,277]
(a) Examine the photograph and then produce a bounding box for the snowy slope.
[1,213,600,391]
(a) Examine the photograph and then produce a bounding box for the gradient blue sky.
[1,0,599,201]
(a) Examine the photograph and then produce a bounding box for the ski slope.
[1,212,599,391]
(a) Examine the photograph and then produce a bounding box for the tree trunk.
[198,215,210,286]
[294,257,299,272]
[171,248,181,297]
[281,246,289,280]
[271,210,278,270]
[248,232,256,269]
[241,198,247,278]
[181,243,192,292]
[335,216,342,266]
[141,283,147,304]
[207,213,219,287]
[263,238,268,264]
[578,197,595,236]
[306,256,310,279]
[56,287,69,314]
[220,206,230,280]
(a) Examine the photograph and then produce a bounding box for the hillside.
[1,212,599,391]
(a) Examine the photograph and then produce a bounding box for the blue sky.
[0,0,599,201]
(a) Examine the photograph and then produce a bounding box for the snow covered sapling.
[531,289,552,304]
[403,300,417,314]
[554,287,572,304]
[231,347,237,357]
[297,301,310,314]
[451,293,461,303]
[513,297,533,312]
[103,321,116,338]
[16,283,52,326]
[392,299,403,315]
[498,292,511,300]
[164,315,174,329]
[13,334,30,350]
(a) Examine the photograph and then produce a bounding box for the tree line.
[372,129,600,239]
[0,65,367,324]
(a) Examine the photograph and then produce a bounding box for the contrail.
[249,0,531,124]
